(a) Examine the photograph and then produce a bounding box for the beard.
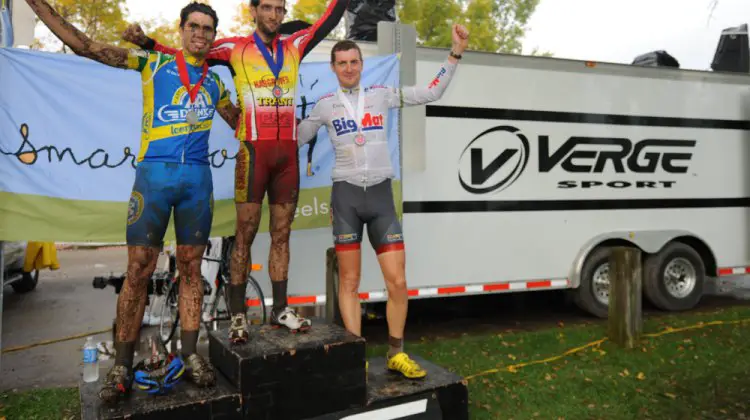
[257,20,278,39]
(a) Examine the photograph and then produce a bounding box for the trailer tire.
[11,269,39,294]
[643,242,704,312]
[573,246,613,319]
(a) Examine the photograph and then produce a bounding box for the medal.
[253,31,285,101]
[186,110,199,125]
[337,86,366,147]
[176,50,208,126]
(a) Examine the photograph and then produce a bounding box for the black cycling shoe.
[184,353,216,388]
[98,364,132,404]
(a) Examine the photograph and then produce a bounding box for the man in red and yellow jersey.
[125,0,348,341]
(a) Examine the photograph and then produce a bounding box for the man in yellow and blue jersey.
[23,0,240,404]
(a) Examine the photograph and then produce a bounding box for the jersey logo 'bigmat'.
[332,112,385,136]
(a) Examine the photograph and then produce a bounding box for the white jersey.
[297,58,458,187]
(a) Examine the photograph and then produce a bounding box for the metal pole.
[0,241,5,375]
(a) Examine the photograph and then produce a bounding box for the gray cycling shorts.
[331,179,404,254]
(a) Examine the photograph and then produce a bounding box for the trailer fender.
[568,230,716,288]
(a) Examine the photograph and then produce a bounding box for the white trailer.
[244,23,750,319]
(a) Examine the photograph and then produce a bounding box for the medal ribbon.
[176,50,209,104]
[337,86,365,137]
[253,31,284,80]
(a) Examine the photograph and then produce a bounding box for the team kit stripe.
[243,278,571,307]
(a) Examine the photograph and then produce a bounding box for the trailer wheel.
[643,242,704,312]
[11,269,39,294]
[573,247,612,318]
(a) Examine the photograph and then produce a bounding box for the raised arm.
[24,0,130,69]
[291,0,349,60]
[385,24,469,108]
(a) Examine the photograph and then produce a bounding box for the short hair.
[250,0,286,7]
[180,2,219,32]
[330,40,363,63]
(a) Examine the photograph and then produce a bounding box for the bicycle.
[157,235,267,349]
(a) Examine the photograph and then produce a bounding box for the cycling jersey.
[297,58,457,187]
[126,49,231,165]
[143,0,347,143]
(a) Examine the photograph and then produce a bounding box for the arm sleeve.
[141,37,177,55]
[291,0,349,59]
[125,48,154,72]
[215,75,232,109]
[297,101,327,147]
[384,59,458,108]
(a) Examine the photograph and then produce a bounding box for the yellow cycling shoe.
[386,352,427,379]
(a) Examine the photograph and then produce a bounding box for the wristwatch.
[449,51,462,60]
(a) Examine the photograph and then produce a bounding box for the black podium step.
[79,369,242,420]
[208,320,367,420]
[307,355,469,420]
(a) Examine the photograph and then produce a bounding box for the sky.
[34,0,750,71]
[521,0,750,71]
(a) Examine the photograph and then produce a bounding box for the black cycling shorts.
[331,179,404,254]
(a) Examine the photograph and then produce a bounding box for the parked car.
[2,241,39,293]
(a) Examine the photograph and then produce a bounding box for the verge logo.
[458,125,530,194]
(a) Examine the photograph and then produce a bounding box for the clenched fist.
[122,23,148,47]
[451,24,469,55]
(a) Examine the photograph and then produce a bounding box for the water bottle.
[83,336,99,383]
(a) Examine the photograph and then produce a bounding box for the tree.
[31,0,222,52]
[291,0,345,39]
[140,17,182,50]
[277,0,552,56]
[32,0,131,53]
[402,0,546,55]
[398,0,462,48]
[227,2,253,36]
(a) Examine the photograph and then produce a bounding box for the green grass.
[5,306,750,419]
[0,387,78,420]
[368,305,750,420]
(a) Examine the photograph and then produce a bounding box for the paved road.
[0,247,171,392]
[2,247,750,392]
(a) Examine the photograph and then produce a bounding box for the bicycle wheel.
[159,279,180,348]
[202,275,229,333]
[244,273,267,325]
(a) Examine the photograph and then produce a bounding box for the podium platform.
[79,321,468,420]
[79,371,241,420]
[309,355,469,420]
[209,322,368,419]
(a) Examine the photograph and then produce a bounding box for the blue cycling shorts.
[126,162,214,247]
